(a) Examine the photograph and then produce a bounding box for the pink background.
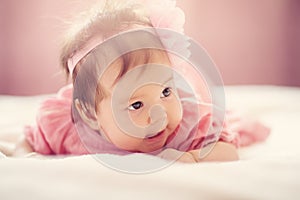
[0,0,299,95]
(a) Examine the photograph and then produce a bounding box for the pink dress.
[25,85,270,155]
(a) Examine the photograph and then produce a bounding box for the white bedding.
[0,85,300,200]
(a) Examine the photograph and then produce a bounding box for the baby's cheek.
[168,100,183,126]
[111,133,142,151]
[129,110,149,127]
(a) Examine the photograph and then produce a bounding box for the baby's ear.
[74,99,99,130]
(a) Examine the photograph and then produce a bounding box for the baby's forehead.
[126,48,171,68]
[100,48,172,85]
[100,49,173,93]
[109,63,174,105]
[120,50,173,81]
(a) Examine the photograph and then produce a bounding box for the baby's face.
[96,53,182,153]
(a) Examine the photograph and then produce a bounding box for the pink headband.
[67,35,104,76]
[67,0,185,76]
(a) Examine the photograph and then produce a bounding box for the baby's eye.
[161,87,172,98]
[128,101,144,111]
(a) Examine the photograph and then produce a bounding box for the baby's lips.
[127,105,167,139]
[143,115,167,138]
[146,130,165,139]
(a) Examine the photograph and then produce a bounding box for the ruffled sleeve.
[219,111,271,147]
[24,85,88,155]
[187,110,270,151]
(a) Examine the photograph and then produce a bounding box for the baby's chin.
[118,135,168,153]
[138,130,176,153]
[114,125,180,153]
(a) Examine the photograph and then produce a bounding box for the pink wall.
[0,0,98,95]
[288,0,300,86]
[0,0,6,93]
[177,0,300,86]
[0,0,299,95]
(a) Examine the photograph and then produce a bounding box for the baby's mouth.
[146,130,165,139]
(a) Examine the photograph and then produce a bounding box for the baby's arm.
[159,142,239,163]
[189,141,239,162]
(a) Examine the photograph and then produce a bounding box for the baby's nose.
[145,105,168,137]
[150,105,167,123]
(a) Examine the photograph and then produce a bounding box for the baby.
[21,0,270,163]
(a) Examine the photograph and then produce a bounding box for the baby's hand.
[176,152,197,163]
[158,148,197,163]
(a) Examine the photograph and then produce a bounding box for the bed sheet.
[0,85,299,200]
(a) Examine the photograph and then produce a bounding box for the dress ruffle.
[25,85,88,154]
